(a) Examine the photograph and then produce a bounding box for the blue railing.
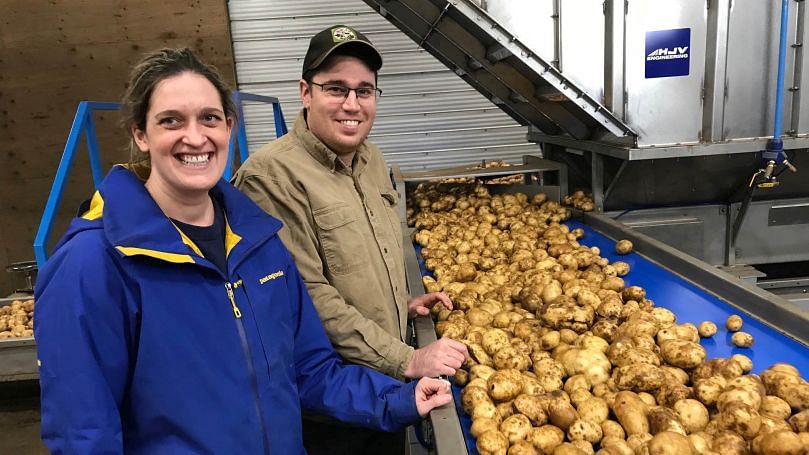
[33,92,286,267]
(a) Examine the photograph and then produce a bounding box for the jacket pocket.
[313,204,367,275]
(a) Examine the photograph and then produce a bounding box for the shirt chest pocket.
[313,204,368,275]
[380,190,403,250]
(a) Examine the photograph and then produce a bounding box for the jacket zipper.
[226,282,271,454]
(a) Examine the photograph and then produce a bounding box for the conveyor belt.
[408,217,809,454]
[567,220,809,376]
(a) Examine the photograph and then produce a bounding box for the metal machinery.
[364,0,809,277]
[368,0,809,453]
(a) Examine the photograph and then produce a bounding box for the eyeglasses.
[309,82,382,103]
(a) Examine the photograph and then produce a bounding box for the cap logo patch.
[332,27,357,43]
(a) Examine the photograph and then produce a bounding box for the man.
[233,25,469,454]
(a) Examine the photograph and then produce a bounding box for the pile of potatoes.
[410,184,809,455]
[0,300,34,339]
[562,190,595,212]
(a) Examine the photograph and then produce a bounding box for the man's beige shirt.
[233,111,413,378]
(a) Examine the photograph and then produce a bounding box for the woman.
[34,48,450,454]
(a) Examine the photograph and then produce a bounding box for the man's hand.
[403,338,469,378]
[407,292,453,318]
[414,377,452,417]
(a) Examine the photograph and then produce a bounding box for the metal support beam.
[591,152,605,212]
[702,0,731,142]
[604,0,626,121]
[790,0,806,134]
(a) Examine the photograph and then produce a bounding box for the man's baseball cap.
[302,25,383,77]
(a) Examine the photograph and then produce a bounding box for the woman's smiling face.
[133,71,232,200]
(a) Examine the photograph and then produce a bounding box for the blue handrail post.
[34,101,121,267]
[34,102,90,266]
[85,112,105,187]
[224,91,288,180]
[764,0,791,167]
[273,103,289,136]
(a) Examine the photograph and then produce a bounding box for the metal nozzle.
[763,160,777,180]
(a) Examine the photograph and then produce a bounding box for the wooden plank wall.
[0,0,236,295]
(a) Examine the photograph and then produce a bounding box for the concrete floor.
[0,381,48,454]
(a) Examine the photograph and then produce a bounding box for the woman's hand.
[414,377,452,417]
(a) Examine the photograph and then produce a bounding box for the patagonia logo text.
[259,271,285,284]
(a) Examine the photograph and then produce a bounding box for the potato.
[612,261,630,276]
[625,433,653,453]
[497,400,516,420]
[717,401,762,439]
[717,386,763,412]
[612,364,666,392]
[638,392,657,407]
[760,395,792,421]
[673,399,710,434]
[570,389,594,408]
[471,417,501,438]
[731,332,754,348]
[622,286,646,302]
[477,429,510,455]
[711,431,748,455]
[690,432,717,454]
[798,432,809,447]
[569,440,595,455]
[489,370,526,403]
[548,399,580,431]
[494,346,530,371]
[461,386,491,414]
[655,382,691,407]
[501,413,533,444]
[648,406,687,436]
[790,410,809,433]
[468,308,495,327]
[601,420,626,440]
[565,374,592,394]
[647,431,692,455]
[660,339,707,369]
[514,394,548,425]
[553,443,589,455]
[662,366,690,385]
[469,343,495,367]
[756,430,805,455]
[609,346,660,368]
[471,364,497,382]
[601,276,625,292]
[731,354,753,373]
[473,400,502,422]
[576,396,609,425]
[726,315,743,332]
[526,425,565,454]
[521,375,546,396]
[698,321,718,338]
[613,391,650,435]
[601,440,634,455]
[508,440,539,455]
[568,418,603,444]
[693,376,727,406]
[454,368,469,387]
[483,329,512,356]
[615,240,633,255]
